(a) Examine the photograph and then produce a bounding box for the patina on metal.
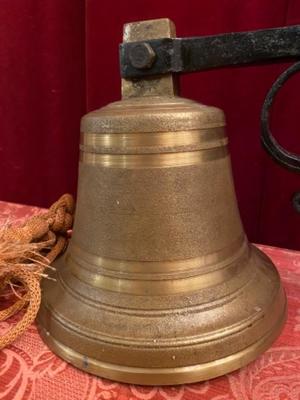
[37,18,287,385]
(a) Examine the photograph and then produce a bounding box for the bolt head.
[129,43,156,69]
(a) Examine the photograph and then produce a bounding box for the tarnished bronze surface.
[37,18,286,385]
[121,18,177,98]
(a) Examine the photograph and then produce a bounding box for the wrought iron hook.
[261,61,300,172]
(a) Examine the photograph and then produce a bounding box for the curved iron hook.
[261,61,300,172]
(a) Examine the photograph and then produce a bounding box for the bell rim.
[37,298,287,386]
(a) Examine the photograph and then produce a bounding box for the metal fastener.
[128,43,156,69]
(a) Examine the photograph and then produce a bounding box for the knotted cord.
[0,194,74,349]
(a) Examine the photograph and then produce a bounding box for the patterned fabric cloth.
[0,201,300,400]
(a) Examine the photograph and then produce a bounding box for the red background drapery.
[0,0,86,208]
[1,0,300,249]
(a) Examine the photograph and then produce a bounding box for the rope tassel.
[0,194,75,349]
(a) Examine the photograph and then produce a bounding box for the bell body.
[37,95,286,385]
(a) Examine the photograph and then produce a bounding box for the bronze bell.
[37,18,287,385]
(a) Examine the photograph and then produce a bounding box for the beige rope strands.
[0,194,75,349]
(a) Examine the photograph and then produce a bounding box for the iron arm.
[120,25,300,173]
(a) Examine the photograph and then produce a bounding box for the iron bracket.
[120,25,300,173]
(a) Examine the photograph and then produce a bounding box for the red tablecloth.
[0,201,300,400]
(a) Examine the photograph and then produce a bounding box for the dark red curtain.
[1,0,300,249]
[0,0,86,207]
